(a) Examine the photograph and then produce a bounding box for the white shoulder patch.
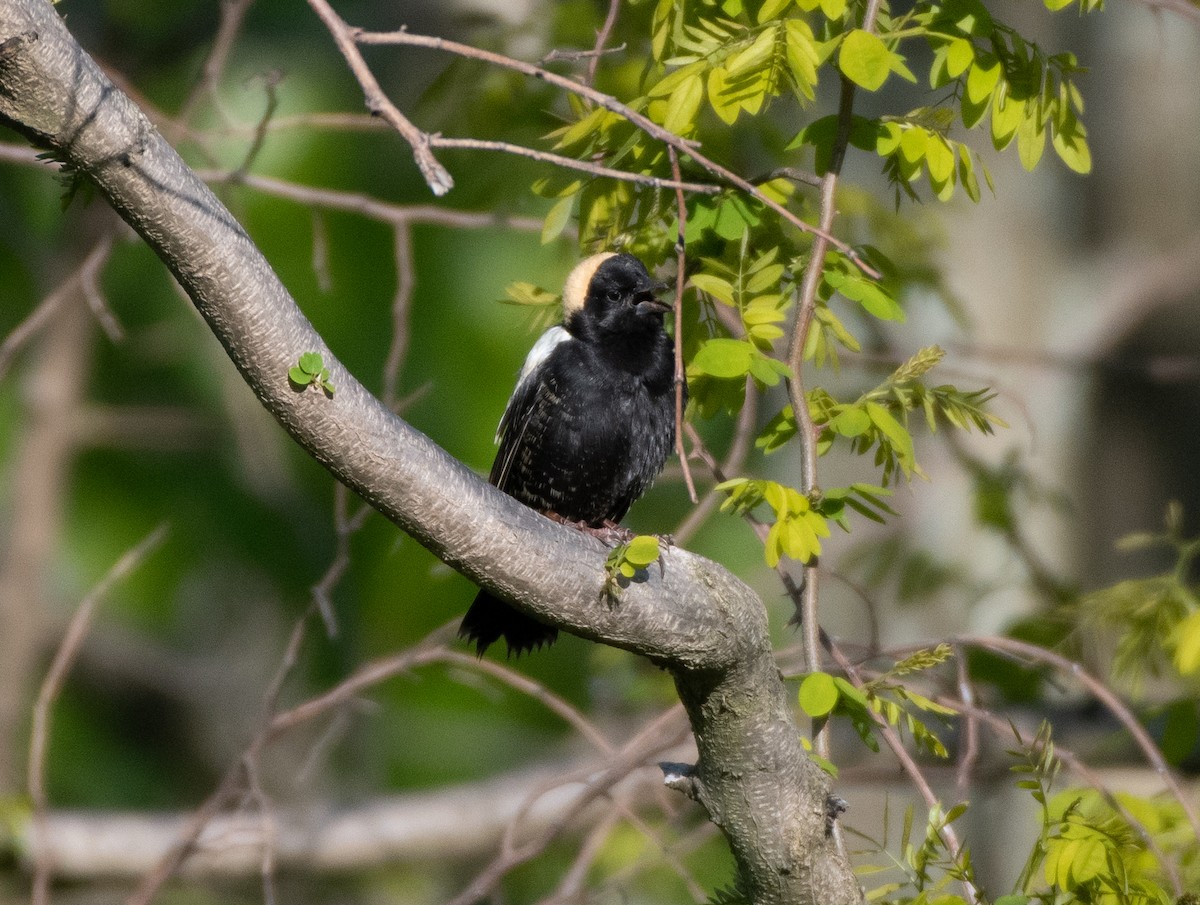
[496,326,571,443]
[518,325,570,383]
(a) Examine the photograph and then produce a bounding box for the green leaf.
[298,351,324,374]
[1017,111,1046,171]
[965,56,1001,105]
[819,0,847,17]
[898,126,928,165]
[831,406,872,437]
[746,264,785,294]
[748,354,791,386]
[1051,111,1092,174]
[690,273,737,305]
[958,150,981,202]
[799,672,840,717]
[784,20,819,99]
[541,194,574,244]
[836,274,904,321]
[866,402,915,473]
[838,30,891,92]
[706,66,741,125]
[946,37,974,77]
[925,134,956,184]
[693,338,755,378]
[664,72,704,134]
[938,0,995,35]
[1172,610,1200,675]
[991,93,1025,151]
[624,535,661,568]
[288,366,313,386]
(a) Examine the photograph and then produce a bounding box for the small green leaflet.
[289,351,335,397]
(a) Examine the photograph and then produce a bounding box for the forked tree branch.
[0,3,859,903]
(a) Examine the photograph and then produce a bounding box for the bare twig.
[960,634,1200,841]
[382,224,414,409]
[173,0,256,132]
[822,636,980,903]
[446,705,689,905]
[669,147,698,504]
[354,27,877,273]
[428,135,721,194]
[0,234,115,380]
[304,0,454,195]
[29,524,168,905]
[953,644,979,794]
[586,0,623,87]
[198,169,544,230]
[438,651,615,756]
[542,43,626,65]
[234,69,282,176]
[785,0,886,765]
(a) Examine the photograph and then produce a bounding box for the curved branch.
[0,5,861,903]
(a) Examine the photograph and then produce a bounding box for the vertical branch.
[0,297,96,796]
[824,637,979,902]
[785,0,884,760]
[29,524,168,905]
[585,0,622,87]
[382,221,415,410]
[954,644,979,793]
[669,147,698,504]
[304,0,454,195]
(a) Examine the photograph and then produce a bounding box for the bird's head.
[562,252,671,339]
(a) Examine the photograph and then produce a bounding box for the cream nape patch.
[561,252,617,316]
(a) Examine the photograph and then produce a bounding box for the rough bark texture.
[0,3,862,902]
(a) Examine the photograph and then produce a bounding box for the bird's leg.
[543,512,635,547]
[594,519,637,546]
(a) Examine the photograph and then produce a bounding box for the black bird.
[460,252,681,656]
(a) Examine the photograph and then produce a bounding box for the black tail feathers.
[459,591,558,657]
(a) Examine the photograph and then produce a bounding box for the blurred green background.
[3,0,1200,902]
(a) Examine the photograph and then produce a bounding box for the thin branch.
[673,377,757,546]
[786,0,886,765]
[0,234,115,380]
[234,69,282,176]
[822,636,980,903]
[353,27,877,273]
[428,135,722,194]
[953,645,979,794]
[303,0,453,195]
[173,0,256,131]
[383,223,414,409]
[29,524,169,905]
[446,705,689,905]
[541,808,622,903]
[542,43,627,65]
[437,650,615,756]
[960,634,1200,841]
[669,147,698,504]
[199,169,545,230]
[586,0,623,87]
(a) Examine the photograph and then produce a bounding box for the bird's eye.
[606,288,622,303]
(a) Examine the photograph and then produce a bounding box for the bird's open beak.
[637,295,673,315]
[637,279,674,315]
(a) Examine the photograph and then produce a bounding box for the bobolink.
[460,252,680,655]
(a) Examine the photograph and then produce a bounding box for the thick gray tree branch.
[0,3,860,902]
